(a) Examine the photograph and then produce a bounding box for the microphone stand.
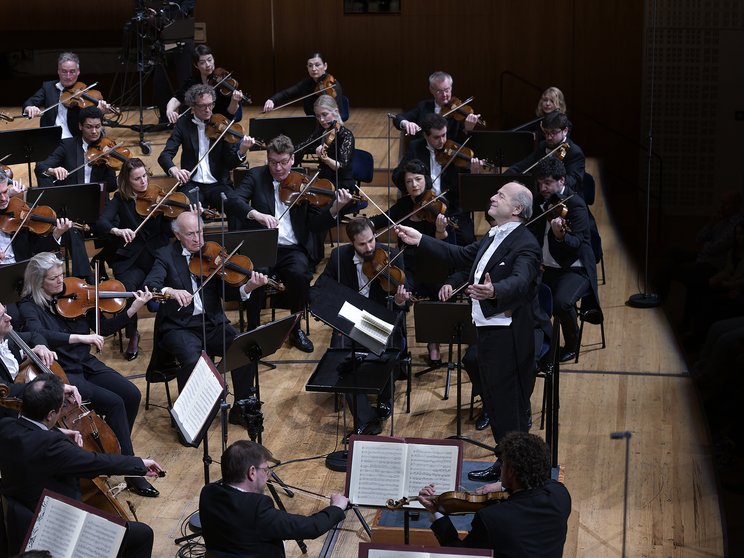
[611,431,632,558]
[219,191,230,453]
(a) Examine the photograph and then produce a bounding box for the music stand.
[467,131,536,168]
[249,115,316,147]
[0,259,30,304]
[413,302,494,452]
[458,174,536,214]
[203,229,278,268]
[0,126,62,188]
[26,183,106,236]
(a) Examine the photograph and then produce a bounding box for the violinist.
[417,431,570,557]
[165,44,244,124]
[17,252,161,498]
[144,212,268,426]
[158,84,253,209]
[295,95,356,191]
[199,440,347,557]
[22,52,114,139]
[34,106,117,191]
[317,217,412,435]
[226,134,353,353]
[527,158,600,363]
[95,158,174,360]
[506,111,586,197]
[0,373,163,558]
[529,86,568,144]
[394,113,480,245]
[393,71,479,140]
[262,52,347,121]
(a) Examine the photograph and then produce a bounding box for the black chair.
[144,312,180,413]
[338,94,350,122]
[575,296,606,363]
[582,172,606,284]
[533,283,554,429]
[348,149,373,214]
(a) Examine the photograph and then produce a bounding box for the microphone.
[220,192,228,202]
[386,113,396,119]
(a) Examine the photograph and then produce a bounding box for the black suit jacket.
[431,479,571,557]
[22,80,79,132]
[199,481,345,558]
[507,138,586,195]
[393,99,466,141]
[157,116,243,184]
[228,166,339,263]
[34,136,117,190]
[269,75,344,117]
[0,417,146,511]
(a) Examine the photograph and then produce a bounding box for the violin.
[0,196,89,236]
[412,190,460,230]
[135,184,220,220]
[387,489,509,513]
[207,68,252,104]
[205,114,265,148]
[54,276,169,319]
[188,241,286,291]
[436,139,496,172]
[59,82,121,116]
[442,96,486,128]
[316,74,337,98]
[361,248,407,294]
[279,172,332,207]
[86,137,133,171]
[0,383,21,411]
[544,193,571,233]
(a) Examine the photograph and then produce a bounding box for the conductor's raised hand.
[395,225,423,246]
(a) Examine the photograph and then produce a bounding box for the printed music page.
[360,542,493,558]
[171,354,223,444]
[403,443,460,505]
[348,440,407,507]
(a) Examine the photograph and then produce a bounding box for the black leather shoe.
[475,411,490,431]
[559,348,577,363]
[291,328,314,353]
[125,331,140,361]
[377,402,392,420]
[228,406,247,427]
[467,461,502,482]
[344,420,383,443]
[126,476,159,498]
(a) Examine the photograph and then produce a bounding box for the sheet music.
[339,300,363,324]
[368,552,477,558]
[404,444,460,500]
[171,355,223,443]
[348,441,407,506]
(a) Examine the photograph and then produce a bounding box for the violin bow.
[178,71,235,120]
[39,82,99,117]
[129,116,236,240]
[524,193,575,228]
[51,141,126,184]
[292,125,336,156]
[276,170,321,222]
[0,153,10,163]
[441,95,474,119]
[93,261,101,352]
[184,241,245,307]
[522,141,570,175]
[357,246,407,295]
[6,191,43,248]
[373,189,451,239]
[266,84,335,113]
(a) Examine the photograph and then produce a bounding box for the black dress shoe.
[377,402,392,420]
[467,460,502,482]
[559,348,577,363]
[126,476,159,498]
[125,331,140,361]
[343,420,383,443]
[475,411,490,431]
[228,406,247,427]
[291,328,314,353]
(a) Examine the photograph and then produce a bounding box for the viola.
[54,276,169,320]
[278,172,362,208]
[207,68,252,104]
[86,137,133,171]
[188,241,286,291]
[135,184,220,220]
[316,74,337,98]
[205,114,266,148]
[0,196,89,236]
[412,190,460,230]
[361,248,407,294]
[442,96,486,128]
[436,139,496,171]
[59,82,121,116]
[387,489,510,513]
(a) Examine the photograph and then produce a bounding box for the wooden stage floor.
[0,105,724,557]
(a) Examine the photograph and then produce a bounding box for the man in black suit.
[396,181,542,482]
[317,217,411,434]
[528,158,600,362]
[506,111,586,197]
[144,211,267,425]
[199,440,347,558]
[22,52,113,139]
[393,113,480,246]
[34,106,117,190]
[418,431,571,557]
[158,83,254,209]
[226,134,353,353]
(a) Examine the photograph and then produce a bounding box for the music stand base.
[627,292,661,308]
[325,450,348,472]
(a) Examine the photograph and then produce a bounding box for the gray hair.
[58,52,79,67]
[22,252,65,308]
[511,184,533,221]
[0,169,8,185]
[428,71,453,87]
[184,84,216,107]
[171,211,204,234]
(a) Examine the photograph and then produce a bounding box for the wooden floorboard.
[0,106,724,557]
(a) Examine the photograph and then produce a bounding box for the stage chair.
[583,172,606,284]
[575,296,606,363]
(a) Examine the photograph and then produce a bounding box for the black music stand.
[203,229,278,268]
[467,131,536,168]
[414,302,495,453]
[26,183,106,236]
[458,174,536,213]
[249,115,316,147]
[0,126,62,187]
[0,259,30,305]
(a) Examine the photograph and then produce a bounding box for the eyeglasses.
[256,466,271,475]
[267,158,292,167]
[193,102,215,109]
[59,69,79,75]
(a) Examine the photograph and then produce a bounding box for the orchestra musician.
[158,84,254,209]
[529,86,568,144]
[17,252,160,498]
[396,182,542,482]
[199,440,347,558]
[143,211,268,426]
[225,134,354,353]
[95,158,174,360]
[417,431,571,557]
[34,106,117,191]
[262,52,346,120]
[0,373,163,558]
[316,217,412,435]
[22,52,113,139]
[165,44,244,124]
